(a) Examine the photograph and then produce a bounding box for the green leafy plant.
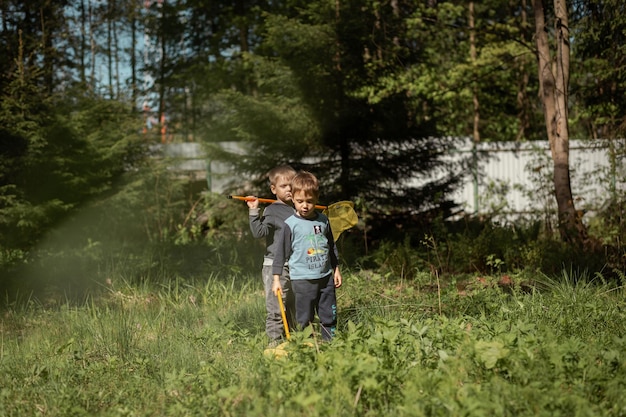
[371,236,424,282]
[2,267,626,416]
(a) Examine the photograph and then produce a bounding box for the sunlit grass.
[1,267,626,416]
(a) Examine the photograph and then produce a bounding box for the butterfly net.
[323,201,359,241]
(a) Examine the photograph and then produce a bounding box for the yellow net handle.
[276,288,290,340]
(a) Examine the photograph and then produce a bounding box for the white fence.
[159,139,626,218]
[152,142,245,190]
[450,138,625,218]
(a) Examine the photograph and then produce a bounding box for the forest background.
[1,0,626,302]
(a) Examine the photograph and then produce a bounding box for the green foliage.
[587,198,626,271]
[3,1,626,261]
[370,236,425,281]
[0,160,263,305]
[2,268,626,416]
[362,209,617,278]
[571,0,626,138]
[202,54,321,190]
[206,0,465,216]
[0,272,266,416]
[0,70,144,261]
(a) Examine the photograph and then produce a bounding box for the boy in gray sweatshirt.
[247,165,296,346]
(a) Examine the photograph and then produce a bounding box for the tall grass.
[0,271,265,416]
[1,266,625,416]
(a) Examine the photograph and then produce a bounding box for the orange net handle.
[228,195,327,210]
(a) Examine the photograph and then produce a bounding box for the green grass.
[1,269,625,416]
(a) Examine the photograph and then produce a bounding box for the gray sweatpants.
[263,264,295,341]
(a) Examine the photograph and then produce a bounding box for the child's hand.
[334,268,343,288]
[272,275,282,295]
[246,196,259,209]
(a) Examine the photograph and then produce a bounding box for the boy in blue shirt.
[247,165,297,347]
[272,171,343,341]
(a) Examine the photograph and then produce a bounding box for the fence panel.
[451,139,625,218]
[164,139,625,220]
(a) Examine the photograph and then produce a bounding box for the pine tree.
[207,0,465,217]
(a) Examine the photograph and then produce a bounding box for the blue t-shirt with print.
[272,212,338,280]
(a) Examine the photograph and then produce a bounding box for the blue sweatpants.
[291,274,337,341]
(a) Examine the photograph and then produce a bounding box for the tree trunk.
[40,3,54,93]
[234,0,249,53]
[154,0,166,143]
[107,2,114,99]
[79,0,87,85]
[469,2,480,143]
[89,0,96,90]
[112,0,120,99]
[532,0,588,247]
[515,0,531,141]
[130,0,138,108]
[335,0,351,199]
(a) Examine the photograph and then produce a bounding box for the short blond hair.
[267,165,296,185]
[291,171,319,199]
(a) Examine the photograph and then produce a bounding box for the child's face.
[270,176,293,203]
[292,190,318,219]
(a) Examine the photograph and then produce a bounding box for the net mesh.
[323,201,359,241]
